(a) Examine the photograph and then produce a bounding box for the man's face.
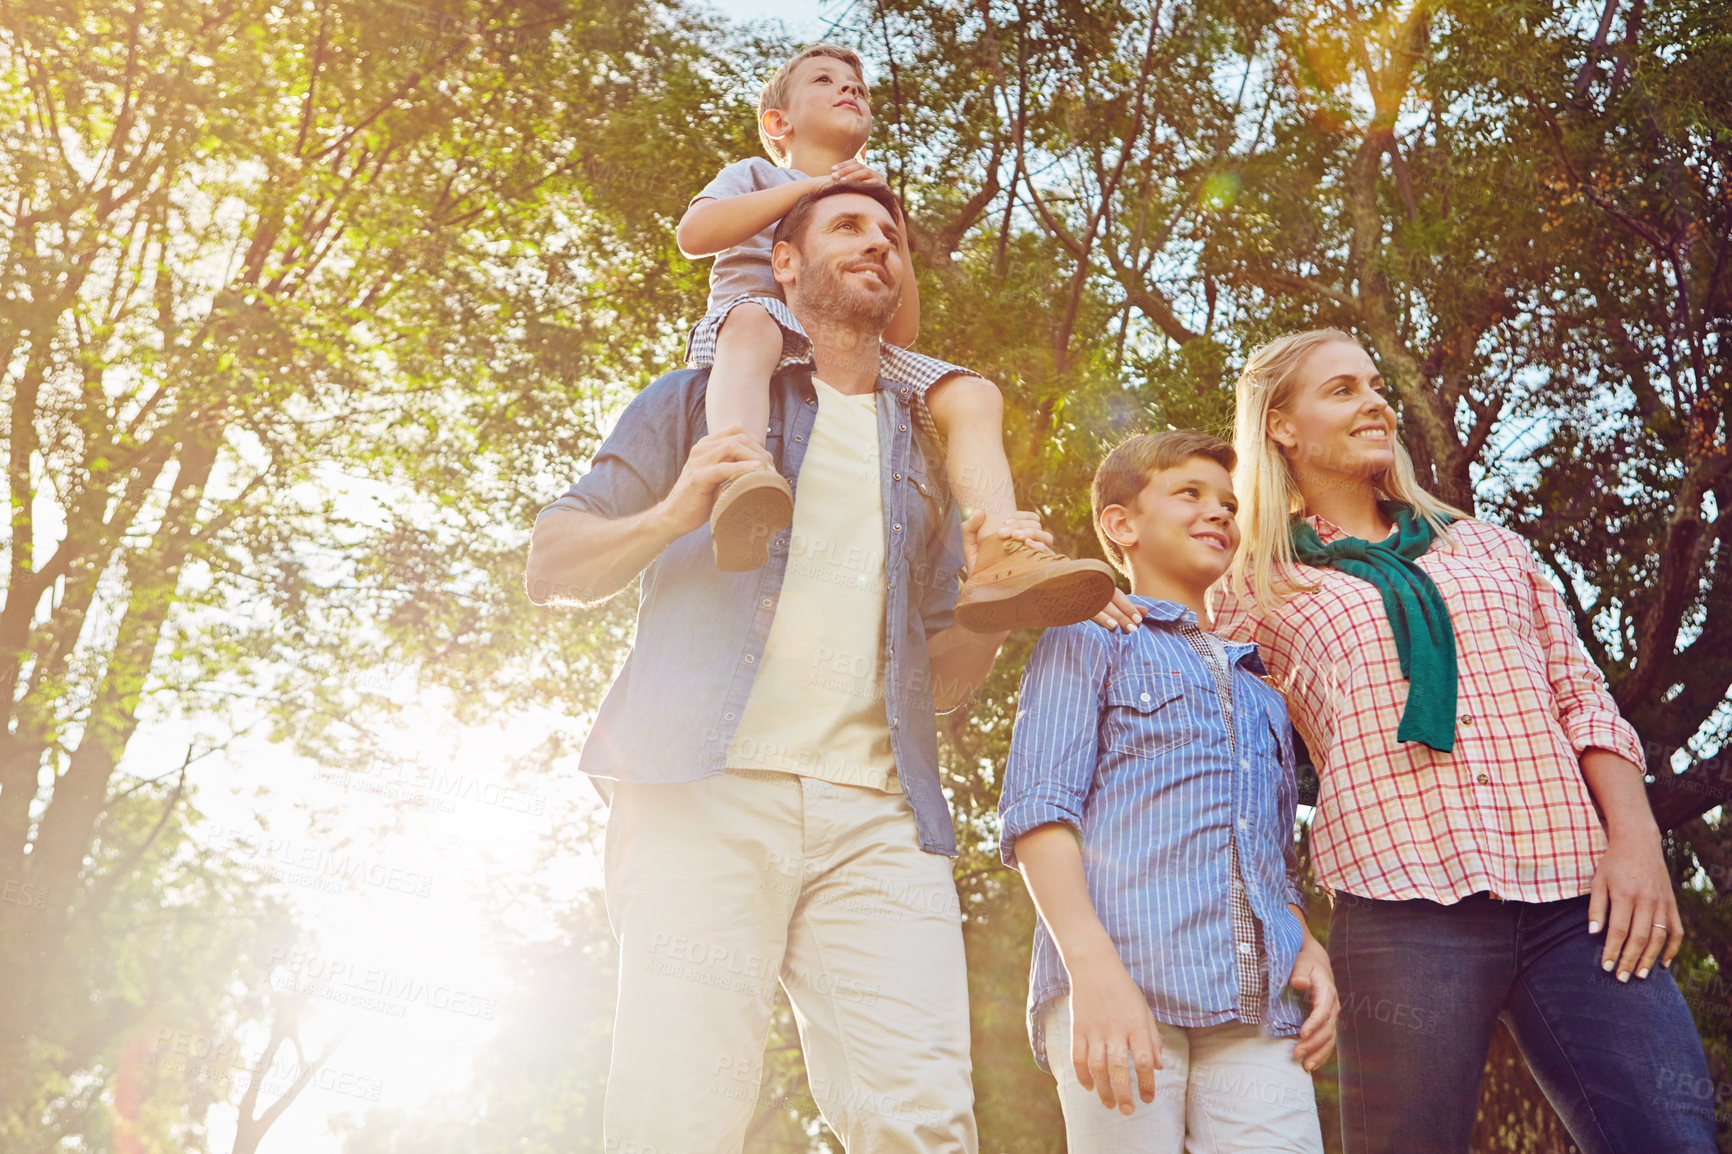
[773,193,905,333]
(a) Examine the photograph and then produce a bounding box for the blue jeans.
[1329,891,1717,1154]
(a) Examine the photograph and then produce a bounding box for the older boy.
[676,44,1117,631]
[998,431,1338,1152]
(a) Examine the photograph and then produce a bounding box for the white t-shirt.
[728,376,897,792]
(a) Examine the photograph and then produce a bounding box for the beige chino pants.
[601,769,978,1154]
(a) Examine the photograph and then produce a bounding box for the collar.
[781,362,916,405]
[1126,595,1199,625]
[1125,595,1268,676]
[1304,513,1348,543]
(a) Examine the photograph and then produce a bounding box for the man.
[527,182,1015,1152]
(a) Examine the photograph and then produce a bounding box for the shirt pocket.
[1101,671,1196,759]
[895,465,944,545]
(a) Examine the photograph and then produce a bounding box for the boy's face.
[1104,456,1240,589]
[763,56,871,157]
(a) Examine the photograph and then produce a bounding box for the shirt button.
[794,434,803,442]
[1237,819,1249,831]
[894,472,903,481]
[1240,759,1251,770]
[760,598,772,609]
[1139,691,1151,703]
[1237,943,1253,954]
[892,523,903,532]
[899,423,907,432]
[724,712,736,721]
[1461,714,1475,725]
[1476,773,1490,784]
[743,654,755,664]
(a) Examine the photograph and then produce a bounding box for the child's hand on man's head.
[830,158,889,191]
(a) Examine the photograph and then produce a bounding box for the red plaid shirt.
[1213,516,1645,904]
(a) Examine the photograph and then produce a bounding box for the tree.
[0,0,742,1138]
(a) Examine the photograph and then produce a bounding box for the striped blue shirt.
[999,597,1308,1071]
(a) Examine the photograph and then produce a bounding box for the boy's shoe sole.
[710,469,794,572]
[954,555,1117,632]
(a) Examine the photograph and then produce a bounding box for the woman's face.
[1266,340,1397,482]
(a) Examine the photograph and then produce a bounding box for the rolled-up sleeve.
[1521,542,1647,769]
[998,624,1109,868]
[535,372,701,525]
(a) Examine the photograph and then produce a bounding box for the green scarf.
[1290,503,1458,752]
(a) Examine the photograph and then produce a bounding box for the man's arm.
[927,621,1007,712]
[925,510,1048,709]
[526,425,771,606]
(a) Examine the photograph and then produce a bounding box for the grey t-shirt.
[693,157,811,312]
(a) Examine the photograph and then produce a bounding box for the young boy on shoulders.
[674,44,1118,631]
[998,430,1338,1151]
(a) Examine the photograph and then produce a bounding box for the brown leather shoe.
[710,467,794,571]
[955,534,1117,632]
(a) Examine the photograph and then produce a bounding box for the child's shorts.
[685,294,974,451]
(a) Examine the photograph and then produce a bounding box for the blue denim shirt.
[998,598,1309,1069]
[537,365,967,855]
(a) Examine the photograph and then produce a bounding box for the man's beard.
[786,253,901,335]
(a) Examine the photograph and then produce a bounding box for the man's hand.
[658,423,775,537]
[960,509,1053,574]
[1287,927,1338,1073]
[1067,953,1163,1114]
[526,423,776,608]
[1590,823,1683,982]
[830,158,889,191]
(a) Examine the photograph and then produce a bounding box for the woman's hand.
[1091,589,1143,633]
[1580,749,1684,982]
[1590,823,1683,982]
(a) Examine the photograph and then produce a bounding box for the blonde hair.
[1228,329,1468,612]
[1092,431,1237,575]
[758,45,866,166]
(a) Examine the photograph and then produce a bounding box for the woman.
[1212,329,1715,1154]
